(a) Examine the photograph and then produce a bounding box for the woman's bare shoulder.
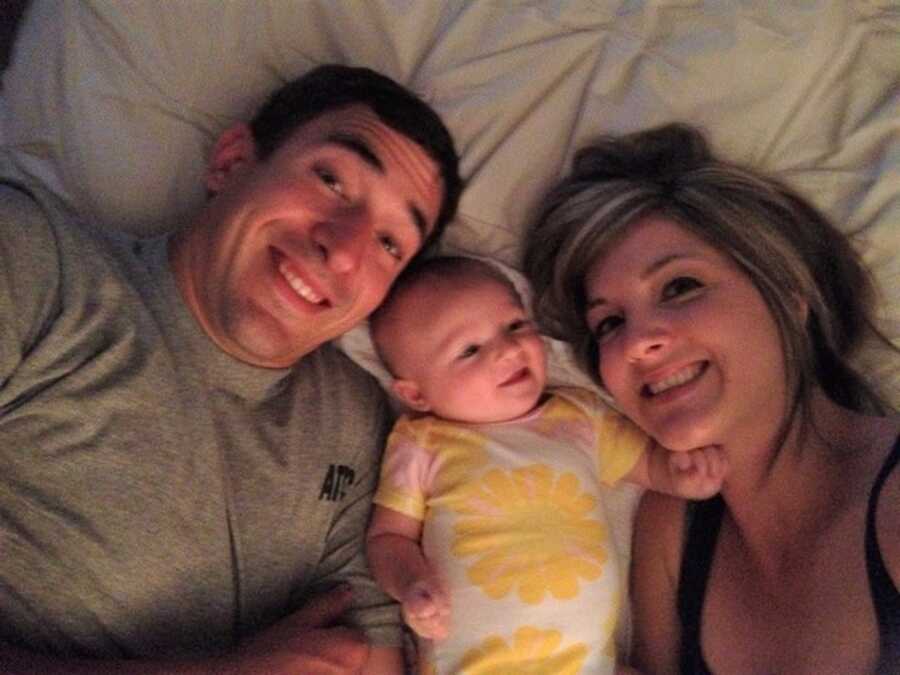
[872,417,900,591]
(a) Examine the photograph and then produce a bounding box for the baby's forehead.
[391,273,512,327]
[373,260,525,341]
[418,270,521,306]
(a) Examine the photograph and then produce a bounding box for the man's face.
[182,105,444,368]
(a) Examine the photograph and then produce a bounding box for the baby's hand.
[667,445,727,499]
[402,572,450,640]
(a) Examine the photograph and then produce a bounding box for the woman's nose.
[623,316,670,363]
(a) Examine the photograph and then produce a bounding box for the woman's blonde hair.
[524,123,895,417]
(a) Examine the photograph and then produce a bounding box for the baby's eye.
[378,234,402,261]
[314,166,344,195]
[507,319,531,333]
[459,344,480,359]
[593,315,623,342]
[662,276,702,300]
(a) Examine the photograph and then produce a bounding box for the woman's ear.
[391,379,432,412]
[205,123,258,194]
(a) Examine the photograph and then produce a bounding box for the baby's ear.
[391,379,431,412]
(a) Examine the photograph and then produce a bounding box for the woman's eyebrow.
[642,253,688,279]
[586,252,696,309]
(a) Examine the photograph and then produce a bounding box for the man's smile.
[271,248,332,308]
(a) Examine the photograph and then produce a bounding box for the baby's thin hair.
[370,256,521,375]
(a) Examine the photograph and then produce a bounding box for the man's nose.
[311,209,369,274]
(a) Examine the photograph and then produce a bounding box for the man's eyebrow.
[409,204,428,244]
[328,133,385,172]
[327,132,429,244]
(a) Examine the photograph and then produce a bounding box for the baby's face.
[390,275,548,423]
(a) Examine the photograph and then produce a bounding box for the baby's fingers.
[670,448,705,475]
[403,578,451,640]
[405,587,437,617]
[702,445,728,480]
[409,613,450,640]
[404,602,450,640]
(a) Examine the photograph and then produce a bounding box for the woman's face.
[583,216,788,451]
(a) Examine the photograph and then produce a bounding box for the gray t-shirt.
[0,184,399,657]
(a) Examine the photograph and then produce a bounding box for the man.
[0,64,462,674]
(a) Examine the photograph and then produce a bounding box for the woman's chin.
[648,421,717,453]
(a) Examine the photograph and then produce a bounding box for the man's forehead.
[297,105,443,233]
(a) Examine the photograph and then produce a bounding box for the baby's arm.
[366,505,450,640]
[624,442,726,499]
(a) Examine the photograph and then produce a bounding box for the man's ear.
[391,379,432,412]
[206,123,258,194]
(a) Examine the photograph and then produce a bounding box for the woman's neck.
[716,390,888,569]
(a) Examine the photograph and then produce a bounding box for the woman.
[523,123,899,674]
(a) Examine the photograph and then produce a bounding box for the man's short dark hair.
[250,64,463,252]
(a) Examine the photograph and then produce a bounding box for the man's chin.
[223,327,312,368]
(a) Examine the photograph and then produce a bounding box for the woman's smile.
[643,361,708,397]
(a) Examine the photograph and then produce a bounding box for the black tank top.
[676,435,900,674]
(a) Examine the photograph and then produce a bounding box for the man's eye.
[459,344,480,359]
[314,166,343,195]
[593,315,623,342]
[379,235,402,261]
[662,276,702,300]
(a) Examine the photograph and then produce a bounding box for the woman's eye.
[662,276,702,300]
[593,315,623,341]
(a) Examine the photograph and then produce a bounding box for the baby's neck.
[437,392,550,426]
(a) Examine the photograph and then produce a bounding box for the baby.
[365,256,725,674]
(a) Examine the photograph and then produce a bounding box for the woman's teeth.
[647,362,704,395]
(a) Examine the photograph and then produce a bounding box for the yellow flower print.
[600,581,623,659]
[376,418,488,519]
[458,626,588,674]
[452,464,607,604]
[428,420,489,501]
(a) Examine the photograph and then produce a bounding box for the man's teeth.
[279,263,324,304]
[648,363,704,395]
